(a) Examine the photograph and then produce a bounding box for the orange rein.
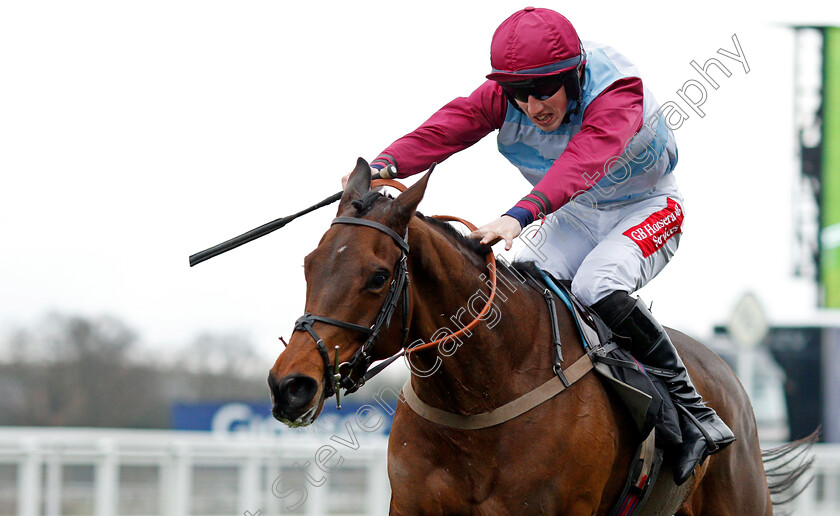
[371,178,499,355]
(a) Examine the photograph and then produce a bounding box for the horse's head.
[268,158,430,426]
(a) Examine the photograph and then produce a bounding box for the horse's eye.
[368,271,389,290]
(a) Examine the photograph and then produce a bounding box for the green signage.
[823,27,840,307]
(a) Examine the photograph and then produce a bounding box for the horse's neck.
[405,221,565,415]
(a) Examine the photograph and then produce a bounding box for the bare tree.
[0,313,268,428]
[0,313,164,427]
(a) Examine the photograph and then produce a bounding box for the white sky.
[2,1,839,362]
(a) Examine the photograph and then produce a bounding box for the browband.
[332,217,410,254]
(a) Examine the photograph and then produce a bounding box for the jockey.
[344,7,734,484]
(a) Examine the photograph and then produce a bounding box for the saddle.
[537,271,682,515]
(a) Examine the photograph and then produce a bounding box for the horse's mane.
[508,259,552,287]
[348,191,491,257]
[348,191,541,286]
[414,212,492,258]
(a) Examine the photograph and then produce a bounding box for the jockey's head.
[487,7,585,131]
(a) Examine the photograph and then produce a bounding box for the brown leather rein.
[298,178,592,427]
[372,179,499,354]
[375,179,594,430]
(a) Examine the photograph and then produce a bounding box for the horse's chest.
[388,429,564,513]
[387,395,620,514]
[391,437,497,492]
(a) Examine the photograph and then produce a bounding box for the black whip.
[188,191,341,267]
[188,164,396,267]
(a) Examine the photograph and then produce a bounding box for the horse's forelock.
[350,191,392,216]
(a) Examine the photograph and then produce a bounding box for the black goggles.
[500,74,568,103]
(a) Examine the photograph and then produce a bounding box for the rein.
[405,215,497,354]
[292,179,498,409]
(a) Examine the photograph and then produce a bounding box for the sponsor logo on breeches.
[623,198,684,258]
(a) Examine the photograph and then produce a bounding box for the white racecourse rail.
[0,427,390,516]
[0,428,838,515]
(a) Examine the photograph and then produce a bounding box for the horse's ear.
[338,157,372,212]
[392,168,432,225]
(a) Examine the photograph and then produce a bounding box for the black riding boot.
[592,292,736,486]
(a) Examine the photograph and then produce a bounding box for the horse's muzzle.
[268,373,320,424]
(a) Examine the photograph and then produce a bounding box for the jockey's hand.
[341,167,380,190]
[468,215,522,251]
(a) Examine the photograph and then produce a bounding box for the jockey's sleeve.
[508,77,645,225]
[371,81,507,175]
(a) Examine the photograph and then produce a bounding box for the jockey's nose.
[268,373,319,421]
[526,95,543,114]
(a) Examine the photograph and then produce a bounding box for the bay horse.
[269,159,805,515]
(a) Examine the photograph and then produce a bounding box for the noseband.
[294,217,411,408]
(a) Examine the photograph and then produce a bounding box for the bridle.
[291,180,498,409]
[293,216,411,408]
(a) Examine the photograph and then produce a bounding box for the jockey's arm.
[367,80,507,177]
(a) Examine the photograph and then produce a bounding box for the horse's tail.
[762,429,819,510]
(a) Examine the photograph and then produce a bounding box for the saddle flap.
[594,362,653,435]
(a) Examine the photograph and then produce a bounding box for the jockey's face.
[515,85,569,132]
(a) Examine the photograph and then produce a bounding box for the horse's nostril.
[288,381,305,397]
[274,374,319,413]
